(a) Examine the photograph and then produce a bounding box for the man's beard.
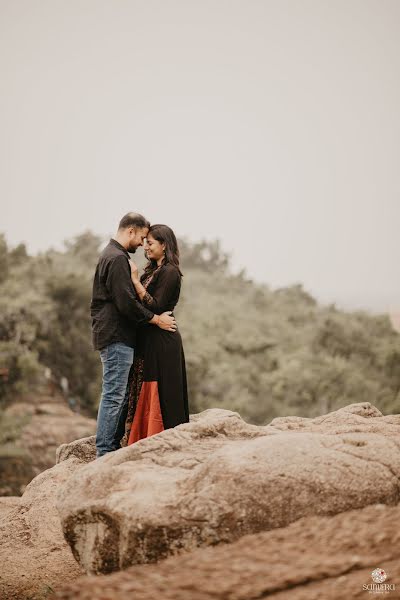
[128,246,137,254]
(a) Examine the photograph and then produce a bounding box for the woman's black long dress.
[122,262,189,445]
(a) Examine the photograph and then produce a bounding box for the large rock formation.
[56,402,400,575]
[18,402,96,477]
[1,393,96,496]
[51,502,400,600]
[1,402,399,599]
[0,435,96,600]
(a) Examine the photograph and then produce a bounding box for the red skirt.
[127,381,164,443]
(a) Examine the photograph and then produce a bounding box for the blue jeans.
[96,342,134,458]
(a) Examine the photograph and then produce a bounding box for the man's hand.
[157,311,177,331]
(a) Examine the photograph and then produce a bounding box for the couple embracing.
[90,212,189,459]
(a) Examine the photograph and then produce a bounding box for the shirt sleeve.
[106,255,154,324]
[142,266,181,313]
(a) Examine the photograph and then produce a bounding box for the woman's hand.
[129,259,139,284]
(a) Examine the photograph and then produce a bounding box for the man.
[91,212,177,458]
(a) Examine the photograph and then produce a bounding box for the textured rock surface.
[56,434,96,464]
[19,402,96,476]
[0,496,21,519]
[51,502,400,600]
[56,403,400,575]
[0,435,95,600]
[1,394,96,495]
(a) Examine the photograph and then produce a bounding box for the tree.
[0,234,9,284]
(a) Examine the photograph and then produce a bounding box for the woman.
[121,224,189,446]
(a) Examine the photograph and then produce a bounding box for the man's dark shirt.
[90,239,154,351]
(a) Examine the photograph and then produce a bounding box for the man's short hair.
[118,212,150,231]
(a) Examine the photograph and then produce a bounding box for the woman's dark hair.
[142,224,183,279]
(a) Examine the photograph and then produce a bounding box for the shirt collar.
[109,238,130,257]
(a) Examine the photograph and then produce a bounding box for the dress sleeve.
[106,255,154,323]
[142,266,180,313]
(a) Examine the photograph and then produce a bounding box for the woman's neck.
[156,256,165,267]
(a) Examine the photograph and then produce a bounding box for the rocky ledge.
[55,402,400,574]
[1,402,399,599]
[52,502,400,600]
[0,435,96,600]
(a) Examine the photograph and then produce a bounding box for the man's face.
[127,227,149,253]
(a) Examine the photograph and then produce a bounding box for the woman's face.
[144,234,165,262]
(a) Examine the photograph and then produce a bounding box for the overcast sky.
[1,0,399,313]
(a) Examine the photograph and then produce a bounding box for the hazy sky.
[1,0,399,313]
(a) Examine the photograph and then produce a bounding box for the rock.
[56,435,96,464]
[0,496,21,519]
[1,397,96,495]
[268,401,385,431]
[56,403,400,575]
[0,446,95,599]
[19,402,96,478]
[51,502,400,600]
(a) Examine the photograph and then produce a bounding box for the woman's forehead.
[147,234,159,242]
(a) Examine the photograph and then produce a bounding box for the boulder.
[56,403,400,575]
[18,402,96,482]
[51,502,400,600]
[0,435,96,600]
[1,397,96,495]
[0,496,21,519]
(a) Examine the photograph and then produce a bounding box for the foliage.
[0,232,104,413]
[0,410,31,447]
[0,231,399,422]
